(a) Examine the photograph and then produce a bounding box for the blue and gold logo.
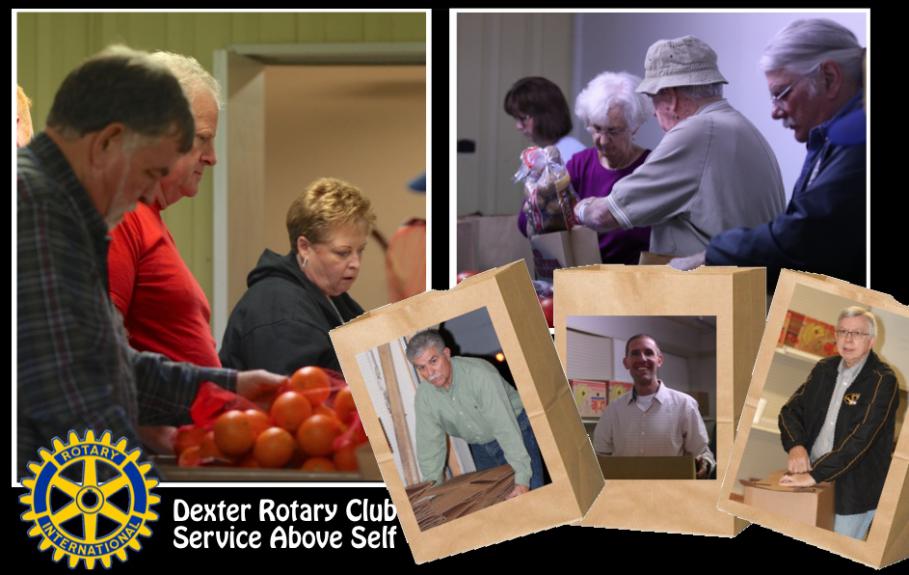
[20,430,159,569]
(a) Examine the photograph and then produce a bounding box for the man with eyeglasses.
[777,307,898,540]
[673,19,866,289]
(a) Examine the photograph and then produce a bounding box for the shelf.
[774,345,825,366]
[751,419,780,435]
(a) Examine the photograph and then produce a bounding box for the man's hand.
[236,369,286,403]
[695,454,713,479]
[779,472,816,487]
[787,445,811,474]
[506,484,530,499]
[138,425,177,455]
[669,251,706,271]
[574,197,619,232]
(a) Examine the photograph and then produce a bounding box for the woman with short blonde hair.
[221,177,376,375]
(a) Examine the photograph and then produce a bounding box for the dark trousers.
[468,410,544,489]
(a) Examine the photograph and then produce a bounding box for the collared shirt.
[17,133,235,477]
[810,353,870,461]
[414,356,531,486]
[593,381,713,460]
[605,99,786,256]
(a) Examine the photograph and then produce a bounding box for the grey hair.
[406,330,446,362]
[46,44,194,153]
[760,19,864,84]
[149,51,223,108]
[575,71,653,132]
[674,82,724,100]
[838,306,877,338]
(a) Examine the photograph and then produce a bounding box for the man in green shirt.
[407,330,544,499]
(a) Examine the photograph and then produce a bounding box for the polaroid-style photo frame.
[566,315,717,481]
[719,270,909,568]
[555,265,765,536]
[330,261,601,563]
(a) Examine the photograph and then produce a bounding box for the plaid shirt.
[17,133,235,478]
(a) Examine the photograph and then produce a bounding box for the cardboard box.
[529,227,600,281]
[742,471,835,530]
[570,379,607,418]
[778,310,837,357]
[457,214,535,275]
[598,455,696,480]
[608,381,633,404]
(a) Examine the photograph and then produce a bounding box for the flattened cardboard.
[330,261,602,563]
[555,265,764,536]
[718,270,909,568]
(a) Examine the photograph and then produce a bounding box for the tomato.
[288,366,331,406]
[253,427,297,468]
[245,409,271,439]
[539,296,554,328]
[177,445,202,467]
[237,453,260,468]
[301,457,336,472]
[314,404,339,420]
[333,387,357,424]
[199,430,223,460]
[296,414,343,457]
[270,391,312,433]
[173,425,206,456]
[213,410,254,457]
[333,444,359,472]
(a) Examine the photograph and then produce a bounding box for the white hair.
[575,71,653,132]
[760,19,864,84]
[838,306,877,338]
[149,51,223,108]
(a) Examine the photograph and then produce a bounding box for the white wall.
[573,11,867,198]
[566,315,717,419]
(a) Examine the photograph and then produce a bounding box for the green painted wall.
[16,12,425,308]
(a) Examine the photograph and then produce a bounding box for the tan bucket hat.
[636,35,728,95]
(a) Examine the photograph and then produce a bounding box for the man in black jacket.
[778,307,899,540]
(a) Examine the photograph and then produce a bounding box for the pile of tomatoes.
[174,366,368,473]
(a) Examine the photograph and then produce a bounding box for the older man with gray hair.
[406,329,544,499]
[17,46,283,475]
[777,307,898,540]
[106,51,225,453]
[676,19,867,289]
[575,35,785,260]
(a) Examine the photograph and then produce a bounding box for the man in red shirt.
[107,52,222,453]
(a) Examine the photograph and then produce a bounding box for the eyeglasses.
[586,124,628,139]
[770,66,819,109]
[835,329,871,341]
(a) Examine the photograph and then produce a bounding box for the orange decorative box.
[778,311,837,357]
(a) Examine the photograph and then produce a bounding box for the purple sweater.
[518,147,651,264]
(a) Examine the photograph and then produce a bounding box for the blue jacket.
[706,95,865,289]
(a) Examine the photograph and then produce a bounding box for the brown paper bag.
[530,226,600,281]
[330,260,602,563]
[554,264,766,536]
[719,269,909,568]
[457,214,535,274]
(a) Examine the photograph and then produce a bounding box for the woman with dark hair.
[504,76,584,163]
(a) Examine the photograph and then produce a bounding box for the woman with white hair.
[569,71,654,264]
[108,51,222,370]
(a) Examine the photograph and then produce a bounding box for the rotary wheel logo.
[20,430,159,569]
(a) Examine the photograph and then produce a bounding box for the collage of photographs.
[13,7,904,572]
